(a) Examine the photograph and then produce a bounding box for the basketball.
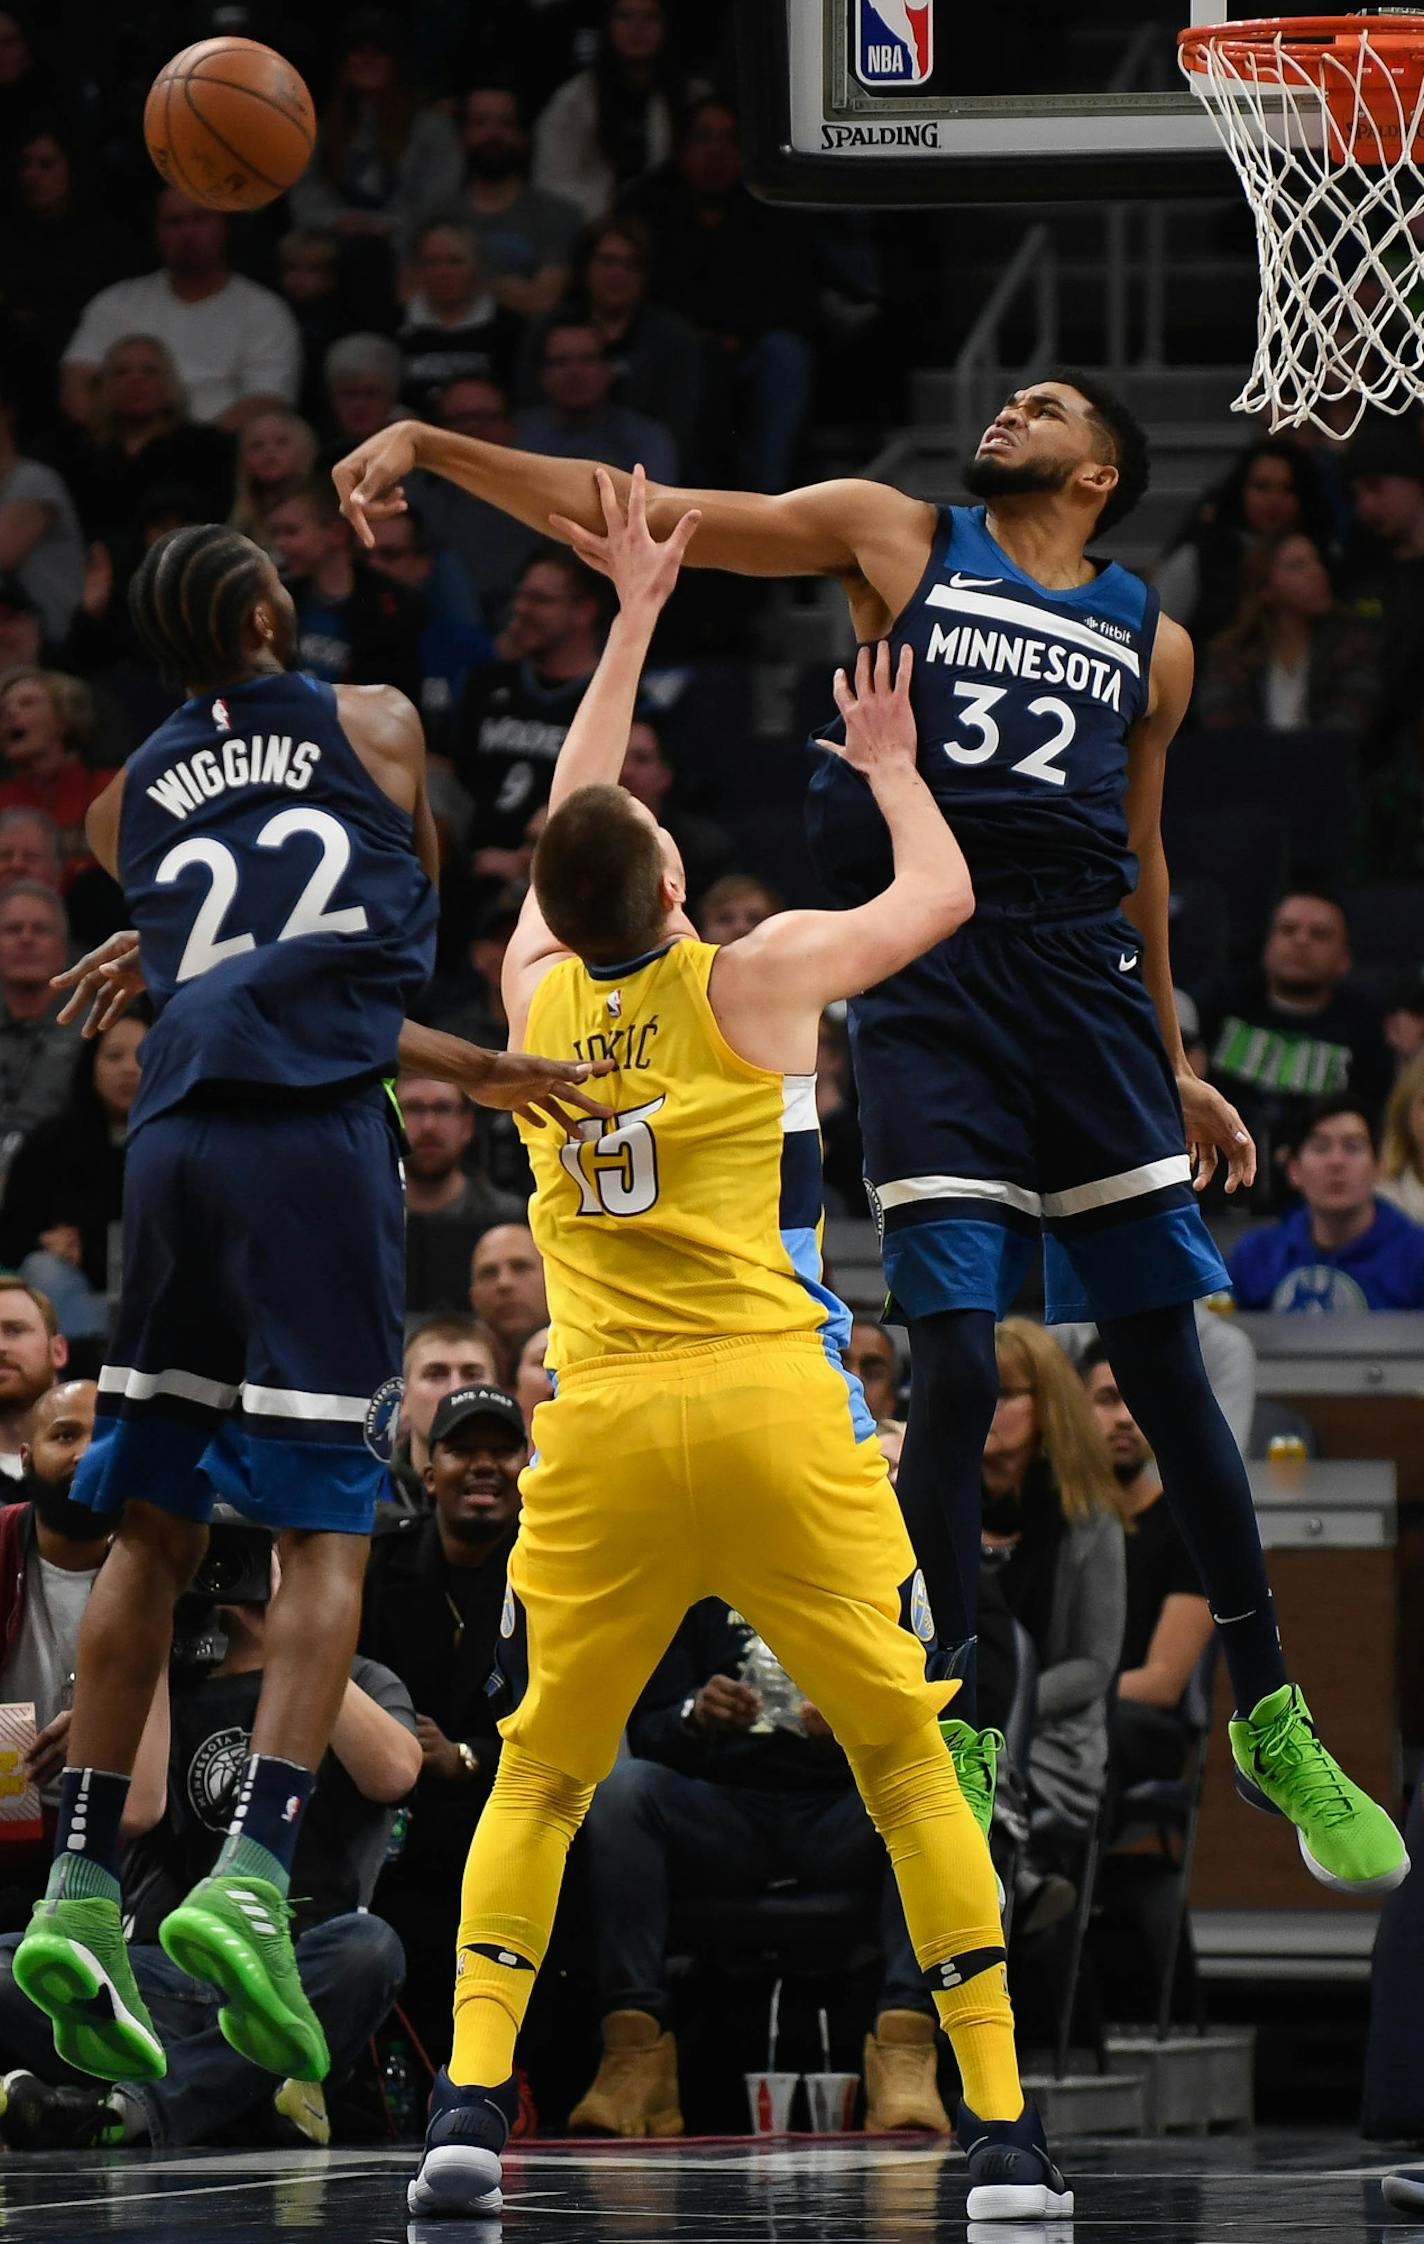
[143,38,315,213]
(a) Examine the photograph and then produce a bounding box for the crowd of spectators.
[0,0,1419,2158]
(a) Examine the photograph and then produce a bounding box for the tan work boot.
[862,2009,952,2134]
[568,2008,684,2137]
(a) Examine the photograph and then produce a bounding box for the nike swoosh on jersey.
[947,572,1003,588]
[1118,952,1139,972]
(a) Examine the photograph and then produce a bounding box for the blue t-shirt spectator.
[1229,1091,1424,1311]
[1230,1197,1424,1312]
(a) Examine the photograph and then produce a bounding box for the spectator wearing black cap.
[398,1069,524,1319]
[287,8,463,262]
[0,378,83,644]
[361,1383,525,2064]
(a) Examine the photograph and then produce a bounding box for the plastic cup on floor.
[745,2070,800,2133]
[803,2071,858,2133]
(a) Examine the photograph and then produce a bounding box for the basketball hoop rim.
[1179,13,1424,80]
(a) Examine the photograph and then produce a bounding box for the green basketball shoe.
[1230,1684,1410,1896]
[940,1719,1003,1841]
[12,1894,166,2082]
[159,1875,329,2081]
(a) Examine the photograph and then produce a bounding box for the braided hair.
[129,525,274,690]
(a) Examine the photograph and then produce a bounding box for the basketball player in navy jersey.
[332,380,1408,1899]
[12,524,610,2089]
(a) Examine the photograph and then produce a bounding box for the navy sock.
[47,1768,131,1903]
[214,1754,315,1895]
[1098,1303,1289,1713]
[897,1308,1001,1729]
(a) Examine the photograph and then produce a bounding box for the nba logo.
[211,697,230,733]
[854,0,933,89]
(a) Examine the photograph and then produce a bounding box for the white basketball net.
[1181,19,1424,434]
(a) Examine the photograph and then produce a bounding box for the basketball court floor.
[2,2133,1419,2240]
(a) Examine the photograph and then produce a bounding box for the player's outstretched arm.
[543,465,701,812]
[331,418,933,604]
[715,645,973,1028]
[1122,616,1255,1197]
[397,1020,613,1139]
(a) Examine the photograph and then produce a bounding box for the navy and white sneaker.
[959,2098,1074,2221]
[407,2069,520,2218]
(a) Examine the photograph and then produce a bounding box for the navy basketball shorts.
[72,1084,404,1536]
[850,907,1229,1326]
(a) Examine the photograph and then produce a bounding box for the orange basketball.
[144,38,316,213]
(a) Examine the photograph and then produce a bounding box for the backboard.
[740,1,1267,204]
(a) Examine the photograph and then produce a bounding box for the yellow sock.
[450,1744,594,2088]
[847,1720,1023,2122]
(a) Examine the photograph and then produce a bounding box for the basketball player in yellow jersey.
[407,472,1072,2226]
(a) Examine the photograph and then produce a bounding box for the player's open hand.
[331,421,420,549]
[816,642,917,777]
[549,465,700,623]
[52,929,145,1037]
[461,1047,617,1138]
[1178,1068,1257,1195]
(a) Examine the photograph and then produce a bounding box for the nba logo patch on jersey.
[607,988,622,1017]
[854,0,933,89]
[211,697,230,733]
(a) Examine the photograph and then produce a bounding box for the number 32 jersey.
[519,937,864,1404]
[808,503,1161,916]
[120,671,437,1132]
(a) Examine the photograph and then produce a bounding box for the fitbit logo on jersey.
[146,737,324,821]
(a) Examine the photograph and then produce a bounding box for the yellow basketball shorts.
[500,1332,951,1786]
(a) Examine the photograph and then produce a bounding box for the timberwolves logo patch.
[364,1376,405,1463]
[909,1568,935,1645]
[854,0,933,88]
[189,1727,250,1830]
[500,1585,516,1640]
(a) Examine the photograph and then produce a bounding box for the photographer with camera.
[0,1508,419,2151]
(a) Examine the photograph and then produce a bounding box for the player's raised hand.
[52,929,145,1037]
[1178,1069,1257,1195]
[549,465,700,623]
[460,1046,617,1139]
[816,642,917,778]
[331,421,420,549]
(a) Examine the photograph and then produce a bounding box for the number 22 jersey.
[119,671,437,1132]
[807,502,1161,917]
